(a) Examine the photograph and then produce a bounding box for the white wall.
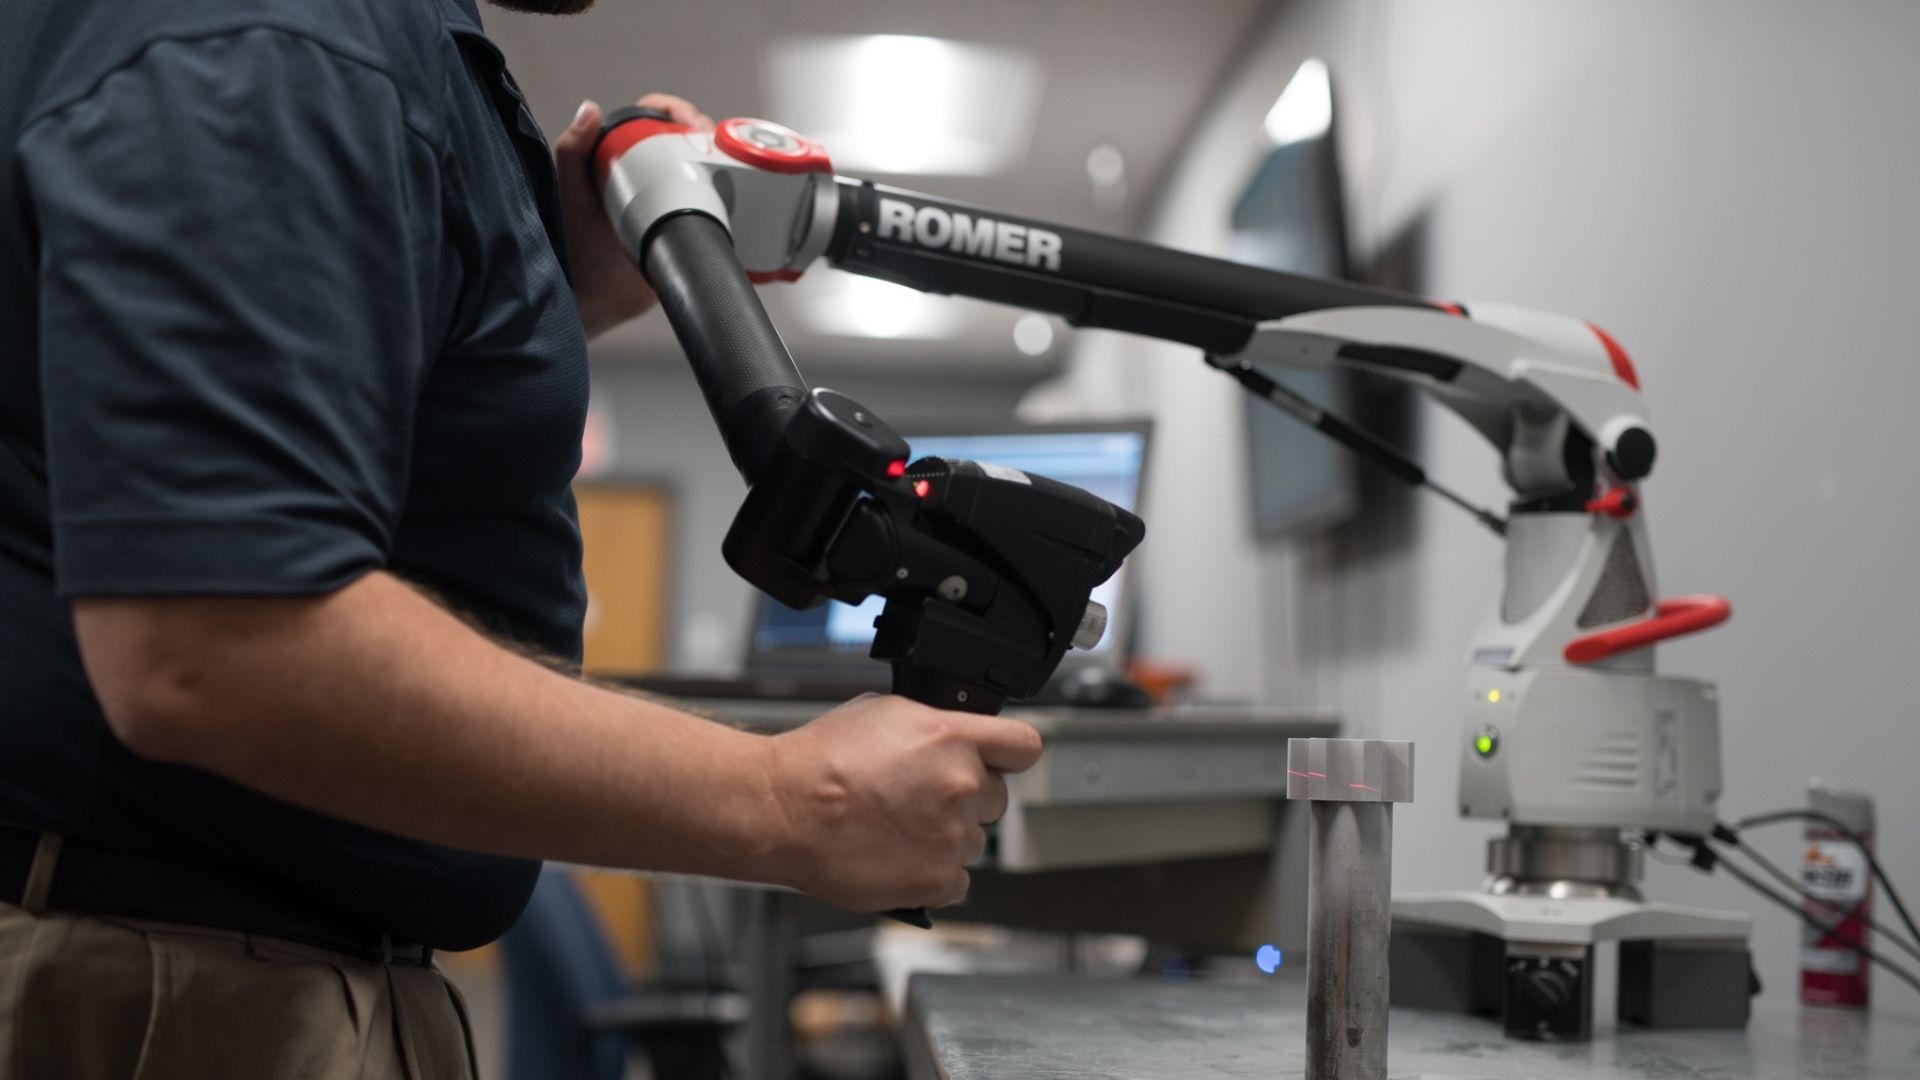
[1051,0,1920,1013]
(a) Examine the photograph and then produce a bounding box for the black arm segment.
[641,211,809,483]
[826,181,1438,354]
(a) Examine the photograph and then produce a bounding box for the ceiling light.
[768,35,1043,176]
[1086,143,1126,187]
[1013,314,1055,356]
[1263,58,1332,146]
[1086,142,1129,213]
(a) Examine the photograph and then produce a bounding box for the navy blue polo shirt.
[0,0,590,948]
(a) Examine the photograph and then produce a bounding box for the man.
[0,0,1040,1075]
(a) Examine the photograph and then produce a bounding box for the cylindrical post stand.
[1287,738,1414,1080]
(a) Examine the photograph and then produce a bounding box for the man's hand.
[552,94,713,340]
[763,695,1045,912]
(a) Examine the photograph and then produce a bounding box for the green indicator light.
[1473,724,1500,757]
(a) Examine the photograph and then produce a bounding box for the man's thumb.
[555,99,603,163]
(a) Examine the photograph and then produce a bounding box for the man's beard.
[485,0,596,13]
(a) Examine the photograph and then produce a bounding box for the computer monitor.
[746,418,1152,686]
[1232,58,1411,540]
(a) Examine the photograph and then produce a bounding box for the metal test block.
[1285,737,1414,803]
[1287,738,1414,1080]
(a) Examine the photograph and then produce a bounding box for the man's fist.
[762,695,1045,913]
[552,94,713,339]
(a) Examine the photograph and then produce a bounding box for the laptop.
[635,417,1152,703]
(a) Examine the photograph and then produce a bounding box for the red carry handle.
[1564,595,1731,664]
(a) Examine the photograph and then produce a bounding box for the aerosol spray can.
[1800,779,1875,1007]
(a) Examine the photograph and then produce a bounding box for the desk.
[903,972,1920,1080]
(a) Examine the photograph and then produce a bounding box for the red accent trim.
[714,117,832,175]
[1584,487,1638,519]
[593,117,693,185]
[1588,322,1641,390]
[1564,595,1730,664]
[745,269,804,285]
[1432,301,1466,317]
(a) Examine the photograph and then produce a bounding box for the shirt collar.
[443,0,485,34]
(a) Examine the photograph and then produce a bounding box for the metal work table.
[903,973,1920,1080]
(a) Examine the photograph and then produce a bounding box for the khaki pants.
[0,903,479,1080]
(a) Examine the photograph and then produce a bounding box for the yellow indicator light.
[1487,688,1503,704]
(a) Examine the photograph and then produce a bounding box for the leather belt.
[0,823,431,965]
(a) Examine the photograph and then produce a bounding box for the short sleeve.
[20,28,444,597]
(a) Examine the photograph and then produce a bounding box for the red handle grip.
[1563,594,1731,664]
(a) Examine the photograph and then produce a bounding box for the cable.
[1650,833,1920,997]
[1733,809,1920,952]
[1716,830,1920,966]
[1714,854,1920,997]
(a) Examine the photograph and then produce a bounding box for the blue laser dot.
[1255,944,1283,975]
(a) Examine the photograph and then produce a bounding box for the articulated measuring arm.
[590,110,1720,921]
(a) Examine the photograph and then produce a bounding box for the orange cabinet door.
[575,484,673,675]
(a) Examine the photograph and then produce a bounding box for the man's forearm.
[73,572,788,884]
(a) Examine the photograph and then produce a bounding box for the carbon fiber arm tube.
[827,181,1438,354]
[642,211,809,484]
